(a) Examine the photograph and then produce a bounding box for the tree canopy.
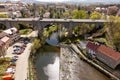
[90,11,102,19]
[105,16,120,51]
[73,10,87,19]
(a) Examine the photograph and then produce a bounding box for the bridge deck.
[0,18,107,23]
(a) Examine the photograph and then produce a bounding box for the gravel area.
[60,47,80,80]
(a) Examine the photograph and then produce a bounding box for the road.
[14,43,32,80]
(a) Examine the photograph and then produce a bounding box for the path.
[14,43,32,80]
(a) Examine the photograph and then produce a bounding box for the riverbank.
[60,44,109,80]
[77,43,120,80]
[72,44,120,80]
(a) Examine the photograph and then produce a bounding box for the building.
[107,6,119,16]
[0,4,8,12]
[86,42,120,69]
[116,9,120,17]
[0,32,8,39]
[86,42,99,58]
[43,12,50,18]
[0,27,20,57]
[0,40,5,56]
[1,36,12,50]
[3,27,20,43]
[96,45,120,69]
[0,2,30,18]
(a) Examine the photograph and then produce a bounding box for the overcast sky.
[36,0,67,2]
[35,0,119,2]
[4,0,120,2]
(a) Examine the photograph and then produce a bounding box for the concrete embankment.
[71,44,120,80]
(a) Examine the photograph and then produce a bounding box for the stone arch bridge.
[0,18,107,36]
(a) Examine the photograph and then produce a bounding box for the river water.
[35,46,60,80]
[35,32,109,80]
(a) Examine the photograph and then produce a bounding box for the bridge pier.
[38,23,46,37]
[4,21,11,29]
[67,22,77,37]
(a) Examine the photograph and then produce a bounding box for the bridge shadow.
[0,23,6,30]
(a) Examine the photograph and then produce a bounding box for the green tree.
[105,16,120,51]
[63,12,70,18]
[73,23,93,36]
[90,11,102,19]
[31,39,41,54]
[73,10,87,19]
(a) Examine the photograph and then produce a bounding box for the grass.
[0,57,11,80]
[19,29,32,35]
[94,37,112,48]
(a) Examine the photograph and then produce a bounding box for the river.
[35,32,109,80]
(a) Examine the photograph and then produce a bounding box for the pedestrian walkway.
[14,43,32,80]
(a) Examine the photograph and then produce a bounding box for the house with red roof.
[1,36,12,50]
[96,45,120,69]
[0,27,20,57]
[86,42,99,58]
[86,42,120,69]
[3,27,20,43]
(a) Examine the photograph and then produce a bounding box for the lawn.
[0,58,11,80]
[19,29,32,35]
[94,38,112,48]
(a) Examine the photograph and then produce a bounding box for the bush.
[0,57,11,79]
[31,39,41,54]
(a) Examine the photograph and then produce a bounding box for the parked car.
[14,48,24,55]
[24,41,29,44]
[10,56,18,64]
[12,56,18,61]
[13,45,21,48]
[6,66,16,74]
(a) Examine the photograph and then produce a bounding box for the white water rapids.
[43,57,59,80]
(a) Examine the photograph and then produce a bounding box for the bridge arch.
[38,22,69,37]
[38,22,104,37]
[14,22,34,30]
[0,23,7,30]
[115,64,120,69]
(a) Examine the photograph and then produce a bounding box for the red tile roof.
[0,32,8,38]
[97,45,120,61]
[86,42,99,51]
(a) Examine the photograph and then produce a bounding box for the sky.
[36,0,67,2]
[2,0,120,3]
[35,0,120,2]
